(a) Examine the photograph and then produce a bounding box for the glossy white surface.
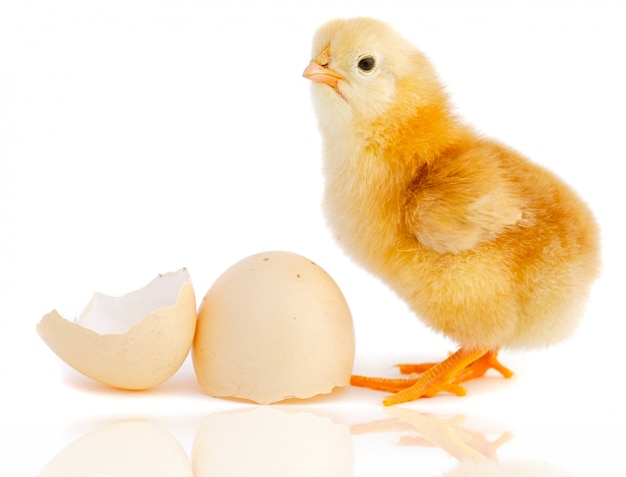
[1,1,624,475]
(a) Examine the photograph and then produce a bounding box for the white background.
[1,0,624,475]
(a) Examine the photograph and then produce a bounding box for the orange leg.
[351,347,512,405]
[453,348,513,384]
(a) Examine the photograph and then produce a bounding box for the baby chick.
[303,18,600,405]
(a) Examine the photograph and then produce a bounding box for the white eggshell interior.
[78,270,192,334]
[192,251,355,404]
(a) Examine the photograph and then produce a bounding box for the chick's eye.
[357,56,376,72]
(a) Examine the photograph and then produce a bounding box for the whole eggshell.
[192,251,355,404]
[37,268,196,390]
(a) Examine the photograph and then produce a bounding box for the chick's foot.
[396,348,513,384]
[350,375,416,393]
[350,375,466,397]
[351,347,512,405]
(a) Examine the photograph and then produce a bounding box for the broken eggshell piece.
[37,268,196,390]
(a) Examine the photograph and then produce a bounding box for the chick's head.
[304,18,445,125]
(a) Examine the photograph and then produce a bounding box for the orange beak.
[303,48,344,92]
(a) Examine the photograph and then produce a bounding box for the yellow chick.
[303,18,600,405]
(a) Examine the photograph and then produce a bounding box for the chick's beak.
[303,52,344,92]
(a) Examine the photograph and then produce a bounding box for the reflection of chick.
[442,460,571,477]
[351,408,511,462]
[304,18,600,405]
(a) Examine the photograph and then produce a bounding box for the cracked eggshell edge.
[36,271,197,390]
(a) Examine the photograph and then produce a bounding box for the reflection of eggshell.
[192,407,353,476]
[192,251,355,404]
[39,420,193,477]
[37,269,196,390]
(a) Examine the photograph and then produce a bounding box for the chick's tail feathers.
[351,348,513,406]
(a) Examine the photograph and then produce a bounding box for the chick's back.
[391,134,601,351]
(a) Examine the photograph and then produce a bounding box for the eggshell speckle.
[192,251,355,404]
[37,268,196,390]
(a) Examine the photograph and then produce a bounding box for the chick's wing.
[403,143,530,254]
